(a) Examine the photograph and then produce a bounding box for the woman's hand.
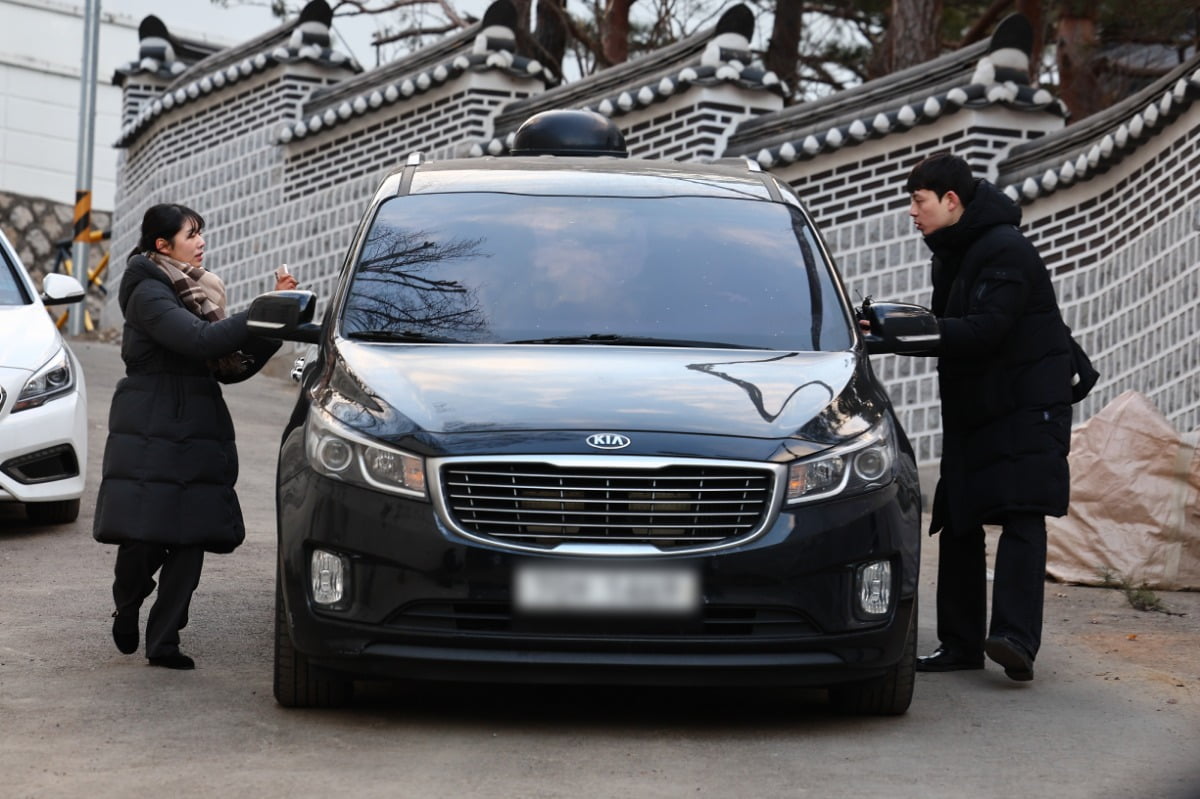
[274,273,299,291]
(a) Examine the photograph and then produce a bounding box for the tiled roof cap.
[278,0,545,144]
[998,59,1200,203]
[115,0,358,148]
[111,14,222,86]
[739,14,1066,170]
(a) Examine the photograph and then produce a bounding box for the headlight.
[786,416,896,504]
[13,348,75,412]
[305,407,427,498]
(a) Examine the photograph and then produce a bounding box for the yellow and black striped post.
[73,190,91,249]
[67,190,92,335]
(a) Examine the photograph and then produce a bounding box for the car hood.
[335,342,858,440]
[0,304,61,372]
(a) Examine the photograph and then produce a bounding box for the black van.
[251,110,938,714]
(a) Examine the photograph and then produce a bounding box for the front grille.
[439,461,775,552]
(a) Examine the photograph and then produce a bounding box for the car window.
[341,192,854,351]
[0,250,32,306]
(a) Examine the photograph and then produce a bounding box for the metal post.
[70,0,101,336]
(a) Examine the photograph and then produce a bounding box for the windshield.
[340,192,854,351]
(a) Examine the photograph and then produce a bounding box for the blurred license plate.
[514,564,699,615]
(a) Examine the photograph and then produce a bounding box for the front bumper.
[276,439,921,687]
[0,364,87,504]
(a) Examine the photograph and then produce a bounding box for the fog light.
[856,560,891,617]
[311,549,347,606]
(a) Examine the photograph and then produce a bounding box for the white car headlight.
[786,416,896,504]
[13,348,75,412]
[305,407,427,499]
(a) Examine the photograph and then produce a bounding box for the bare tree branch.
[372,21,460,45]
[437,0,467,28]
[332,0,455,14]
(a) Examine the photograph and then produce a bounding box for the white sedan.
[0,230,88,524]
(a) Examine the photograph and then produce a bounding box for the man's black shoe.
[985,635,1034,682]
[148,652,195,670]
[915,646,984,672]
[111,610,138,655]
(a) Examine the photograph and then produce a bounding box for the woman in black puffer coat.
[903,154,1072,683]
[93,204,295,669]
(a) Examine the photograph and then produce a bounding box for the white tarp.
[1046,390,1200,590]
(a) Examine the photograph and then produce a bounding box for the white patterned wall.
[1021,110,1200,433]
[111,36,1200,455]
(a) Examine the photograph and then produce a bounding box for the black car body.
[254,114,937,714]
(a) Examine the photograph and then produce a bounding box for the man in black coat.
[904,153,1072,682]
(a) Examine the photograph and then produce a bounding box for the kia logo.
[586,433,631,450]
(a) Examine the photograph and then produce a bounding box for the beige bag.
[1046,391,1200,590]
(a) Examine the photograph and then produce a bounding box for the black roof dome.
[510,110,628,157]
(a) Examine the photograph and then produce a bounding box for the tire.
[829,600,917,716]
[25,499,80,525]
[273,574,353,708]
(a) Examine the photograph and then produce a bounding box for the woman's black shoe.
[111,610,138,655]
[915,646,984,672]
[148,652,195,670]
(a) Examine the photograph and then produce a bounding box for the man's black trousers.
[934,512,1046,660]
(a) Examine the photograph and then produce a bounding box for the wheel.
[273,572,353,708]
[829,600,917,716]
[25,499,80,525]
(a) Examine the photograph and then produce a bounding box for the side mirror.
[41,273,86,306]
[863,301,940,355]
[248,290,321,343]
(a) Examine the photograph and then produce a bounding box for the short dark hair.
[134,203,205,256]
[904,153,976,205]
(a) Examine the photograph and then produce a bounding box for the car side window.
[0,251,32,306]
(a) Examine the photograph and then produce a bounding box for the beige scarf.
[146,251,249,378]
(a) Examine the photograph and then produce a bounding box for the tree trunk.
[1015,0,1042,83]
[888,0,943,73]
[1056,2,1101,122]
[508,0,532,56]
[601,0,634,66]
[535,0,568,82]
[765,0,803,102]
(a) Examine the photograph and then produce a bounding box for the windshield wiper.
[508,333,754,349]
[346,329,463,343]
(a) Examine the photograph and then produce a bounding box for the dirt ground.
[1047,577,1199,695]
